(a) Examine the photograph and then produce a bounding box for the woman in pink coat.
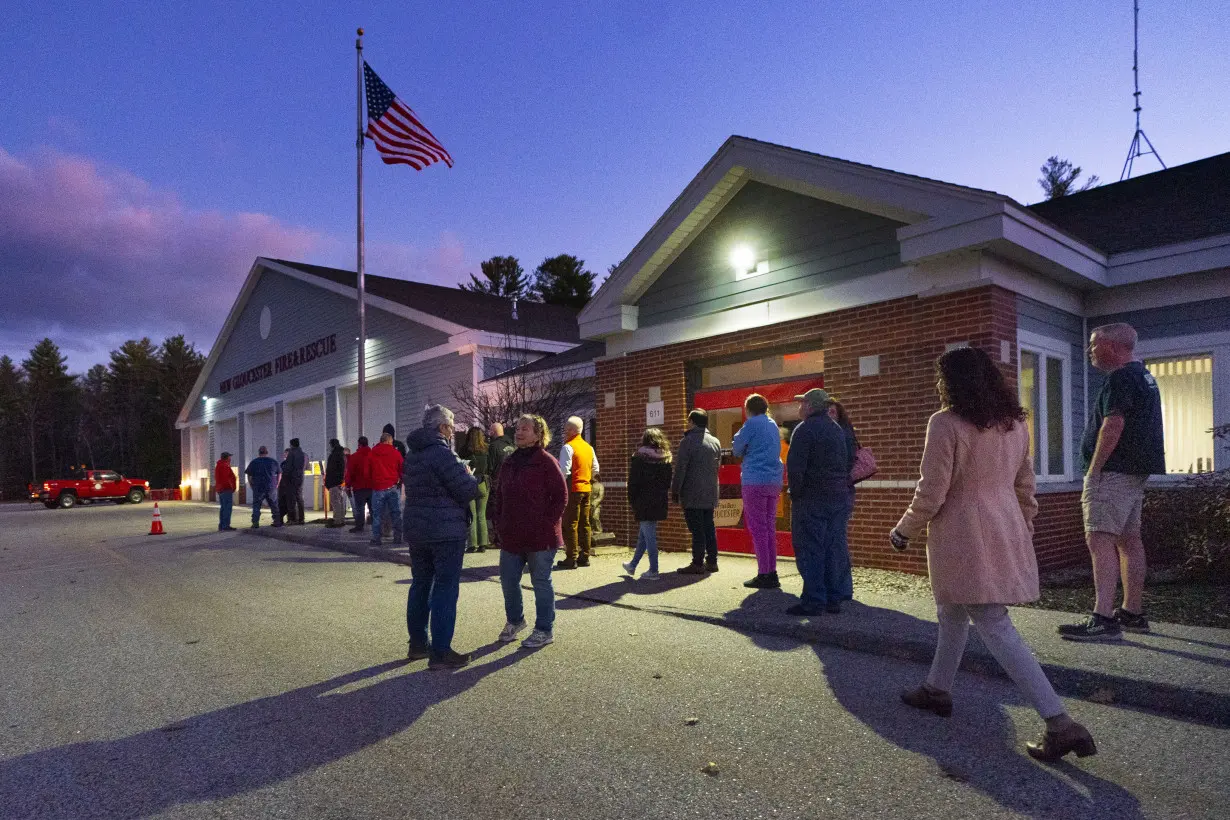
[890,346,1096,763]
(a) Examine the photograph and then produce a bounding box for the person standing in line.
[347,437,373,534]
[244,446,281,529]
[402,404,480,669]
[486,421,515,546]
[492,414,568,649]
[785,389,855,615]
[324,438,347,528]
[284,437,307,525]
[891,346,1096,761]
[342,447,353,520]
[460,426,491,553]
[275,448,293,526]
[556,416,598,570]
[380,423,407,537]
[369,430,405,547]
[826,398,860,602]
[673,409,722,575]
[622,428,672,580]
[214,451,237,531]
[733,393,785,589]
[1059,322,1166,642]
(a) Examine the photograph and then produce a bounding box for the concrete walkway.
[253,520,1230,726]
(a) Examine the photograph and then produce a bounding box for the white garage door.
[247,409,275,463]
[189,426,209,480]
[337,378,394,447]
[287,396,326,462]
[217,419,239,465]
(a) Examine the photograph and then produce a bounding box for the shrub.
[1142,423,1230,578]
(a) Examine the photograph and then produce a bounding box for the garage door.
[217,419,239,465]
[286,397,326,462]
[247,409,275,463]
[337,378,394,448]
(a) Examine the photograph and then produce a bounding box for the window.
[1018,332,1072,480]
[1145,355,1215,474]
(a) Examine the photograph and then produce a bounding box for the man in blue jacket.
[244,445,282,529]
[786,389,855,616]
[401,404,480,670]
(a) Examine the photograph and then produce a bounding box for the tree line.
[0,336,205,499]
[460,253,608,310]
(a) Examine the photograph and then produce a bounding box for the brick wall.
[595,285,1088,574]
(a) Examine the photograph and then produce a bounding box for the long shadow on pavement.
[729,592,1144,819]
[0,646,526,819]
[553,574,708,611]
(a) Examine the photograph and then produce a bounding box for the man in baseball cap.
[785,386,855,616]
[214,451,237,531]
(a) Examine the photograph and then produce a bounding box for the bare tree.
[449,364,593,447]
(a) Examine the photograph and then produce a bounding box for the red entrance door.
[692,377,823,557]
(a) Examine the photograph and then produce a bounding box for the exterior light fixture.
[730,244,756,275]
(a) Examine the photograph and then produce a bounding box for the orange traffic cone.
[148,502,165,535]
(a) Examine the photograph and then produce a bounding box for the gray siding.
[396,352,474,434]
[274,401,285,455]
[1017,295,1087,472]
[189,267,451,423]
[208,421,216,464]
[637,181,904,327]
[1090,297,1230,341]
[324,387,338,444]
[236,412,246,490]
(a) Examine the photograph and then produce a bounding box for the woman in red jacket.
[491,414,568,649]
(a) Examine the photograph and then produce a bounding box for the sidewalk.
[252,521,1230,726]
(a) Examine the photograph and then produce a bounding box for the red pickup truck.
[40,470,151,509]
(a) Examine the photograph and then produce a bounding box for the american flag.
[363,62,453,170]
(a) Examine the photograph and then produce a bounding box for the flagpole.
[355,27,367,440]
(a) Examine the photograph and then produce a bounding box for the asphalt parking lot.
[1,501,1227,819]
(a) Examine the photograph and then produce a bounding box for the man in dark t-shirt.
[1059,322,1165,643]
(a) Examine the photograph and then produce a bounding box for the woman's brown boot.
[1025,721,1097,761]
[900,684,953,717]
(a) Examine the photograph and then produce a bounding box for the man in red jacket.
[214,452,237,531]
[369,431,405,546]
[347,437,373,534]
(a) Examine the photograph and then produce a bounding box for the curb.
[248,526,1230,727]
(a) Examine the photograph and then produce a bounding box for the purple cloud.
[0,148,471,372]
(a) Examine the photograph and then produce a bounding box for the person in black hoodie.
[622,428,673,580]
[324,438,347,528]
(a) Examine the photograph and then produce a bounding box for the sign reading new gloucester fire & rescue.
[218,334,338,395]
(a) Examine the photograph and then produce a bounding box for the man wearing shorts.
[1059,322,1165,642]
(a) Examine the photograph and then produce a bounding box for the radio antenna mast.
[1120,0,1166,180]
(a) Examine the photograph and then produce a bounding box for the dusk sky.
[2,0,1227,372]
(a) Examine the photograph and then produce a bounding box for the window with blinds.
[1145,355,1215,474]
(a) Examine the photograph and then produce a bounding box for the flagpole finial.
[357,27,364,36]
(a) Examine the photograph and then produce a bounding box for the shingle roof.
[1026,152,1230,254]
[480,340,605,383]
[269,259,581,344]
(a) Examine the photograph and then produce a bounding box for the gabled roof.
[480,340,605,383]
[272,259,581,344]
[1027,152,1230,254]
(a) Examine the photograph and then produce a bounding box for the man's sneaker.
[704,561,719,573]
[641,570,660,580]
[1113,607,1150,633]
[521,629,554,649]
[621,560,637,577]
[556,559,577,570]
[676,563,706,575]
[576,559,590,568]
[499,619,528,643]
[1057,613,1123,642]
[407,641,431,661]
[428,650,471,670]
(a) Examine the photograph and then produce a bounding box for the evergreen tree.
[21,339,77,480]
[531,254,596,309]
[0,356,25,496]
[1038,156,1100,199]
[460,256,529,298]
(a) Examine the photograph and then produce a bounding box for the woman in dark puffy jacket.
[460,426,490,553]
[622,428,672,580]
[491,414,568,649]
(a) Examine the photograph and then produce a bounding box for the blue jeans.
[683,508,718,565]
[791,497,853,609]
[406,538,466,654]
[630,521,659,573]
[218,491,233,529]
[500,549,557,633]
[370,487,402,543]
[250,487,279,526]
